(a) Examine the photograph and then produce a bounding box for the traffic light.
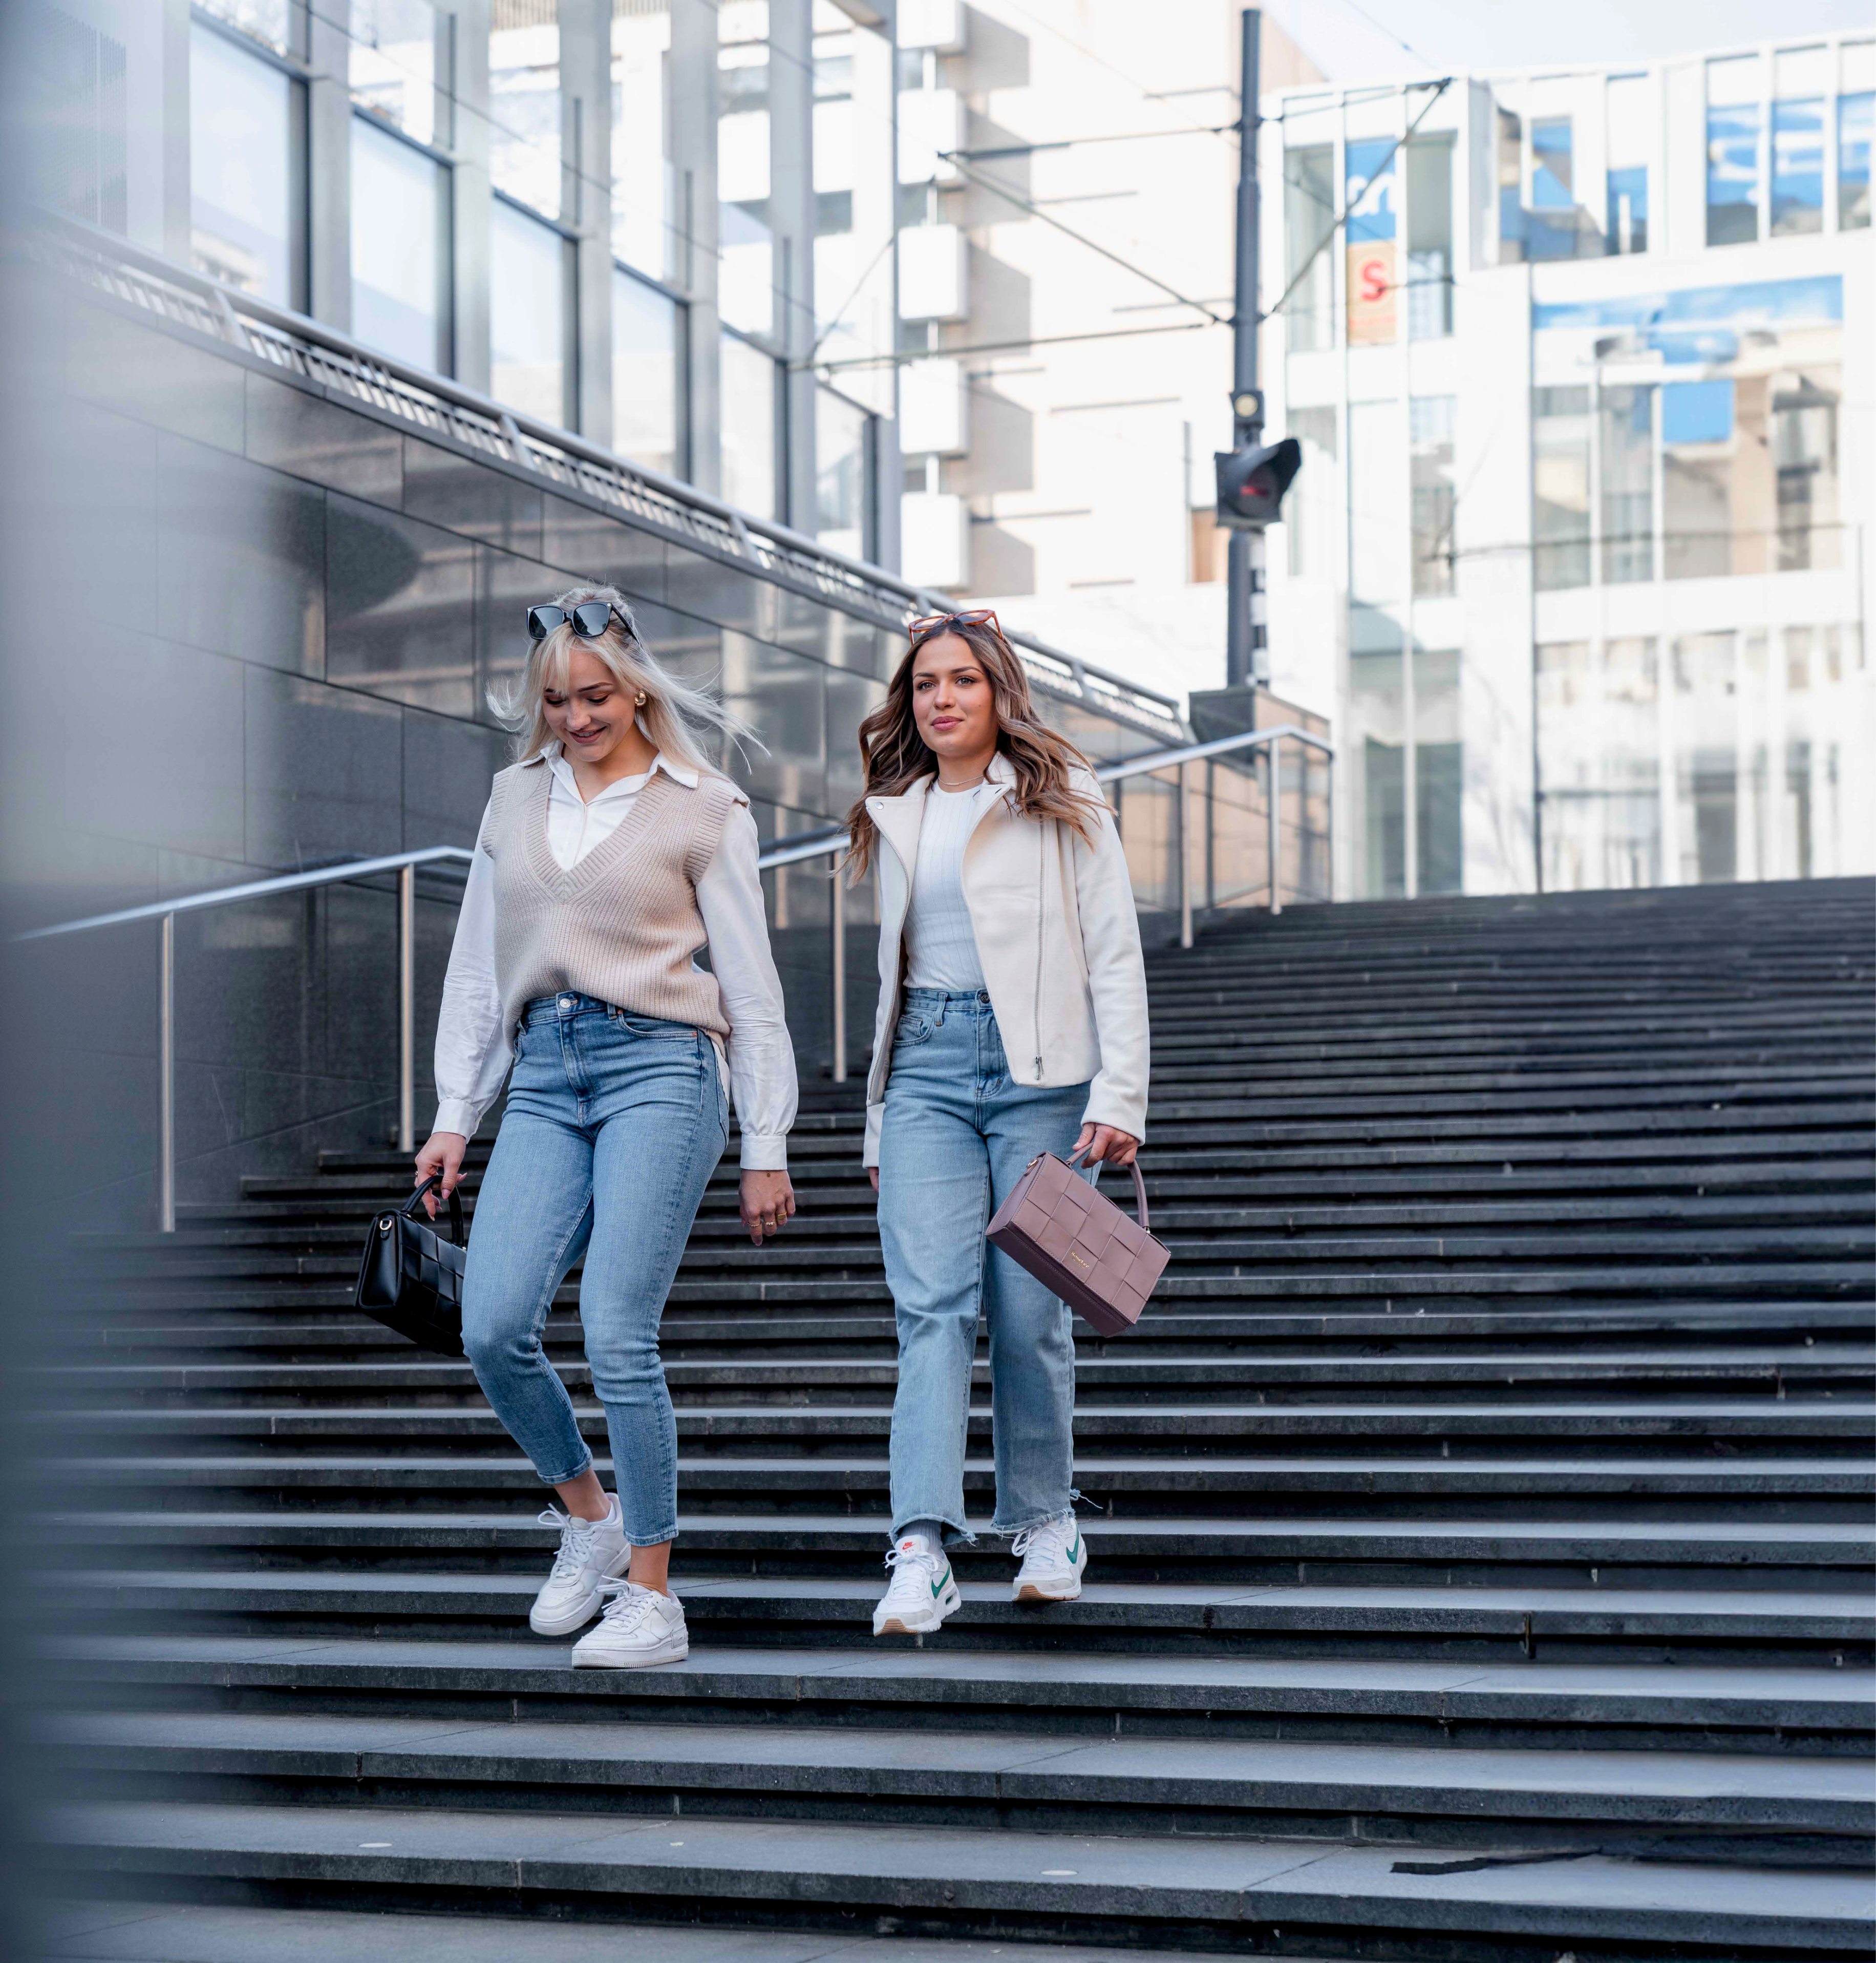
[1214,436,1302,531]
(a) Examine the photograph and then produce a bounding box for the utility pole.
[1225,6,1263,691]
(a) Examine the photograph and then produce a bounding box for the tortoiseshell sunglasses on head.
[909,607,1000,641]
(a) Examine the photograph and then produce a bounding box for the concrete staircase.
[34,879,1876,1960]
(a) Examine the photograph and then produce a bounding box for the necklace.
[936,769,987,791]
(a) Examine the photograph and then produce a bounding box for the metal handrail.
[17,727,1330,1232]
[35,214,1184,740]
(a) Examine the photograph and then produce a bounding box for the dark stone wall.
[7,269,912,1225]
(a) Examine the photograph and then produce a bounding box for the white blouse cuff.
[739,1131,791,1172]
[432,1098,487,1141]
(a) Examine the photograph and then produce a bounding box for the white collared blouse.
[433,745,797,1171]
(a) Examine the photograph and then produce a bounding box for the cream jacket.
[861,755,1149,1165]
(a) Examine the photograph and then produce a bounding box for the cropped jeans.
[877,987,1090,1547]
[460,991,727,1546]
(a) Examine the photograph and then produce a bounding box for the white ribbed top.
[903,785,987,990]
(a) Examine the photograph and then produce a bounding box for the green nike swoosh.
[931,1567,950,1597]
[1068,1535,1080,1564]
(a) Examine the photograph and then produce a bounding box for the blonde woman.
[415,584,798,1669]
[846,609,1149,1637]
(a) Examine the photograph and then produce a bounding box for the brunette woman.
[415,584,797,1668]
[846,609,1148,1636]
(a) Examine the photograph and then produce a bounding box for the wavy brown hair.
[844,615,1105,879]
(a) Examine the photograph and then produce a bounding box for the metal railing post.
[1268,739,1283,917]
[397,863,415,1153]
[1177,764,1193,949]
[158,911,176,1233]
[830,864,847,1085]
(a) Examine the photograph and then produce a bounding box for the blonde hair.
[486,582,756,775]
[844,614,1104,880]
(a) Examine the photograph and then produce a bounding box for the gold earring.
[634,691,648,707]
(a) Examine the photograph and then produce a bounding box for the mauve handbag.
[353,1173,468,1357]
[986,1149,1169,1337]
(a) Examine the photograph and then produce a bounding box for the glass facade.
[1771,48,1827,237]
[611,267,685,479]
[489,198,568,427]
[1706,55,1762,245]
[612,1,675,282]
[351,116,449,372]
[1532,387,1590,591]
[349,0,444,147]
[816,387,870,561]
[717,2,774,340]
[1605,73,1650,254]
[1347,400,1405,605]
[488,1,560,219]
[1409,396,1455,598]
[1537,638,1662,891]
[189,23,300,306]
[1283,145,1334,352]
[1600,385,1654,585]
[1839,41,1873,228]
[1344,138,1398,347]
[720,329,779,521]
[1405,135,1453,338]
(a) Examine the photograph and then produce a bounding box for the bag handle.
[401,1172,466,1247]
[1068,1147,1149,1233]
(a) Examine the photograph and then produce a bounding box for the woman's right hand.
[415,1131,467,1218]
[867,1166,880,1194]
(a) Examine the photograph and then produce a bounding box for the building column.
[561,0,612,444]
[670,0,721,493]
[305,0,351,327]
[160,0,191,261]
[769,0,817,530]
[451,0,493,393]
[847,11,902,570]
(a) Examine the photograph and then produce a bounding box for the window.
[1707,55,1762,245]
[1344,138,1397,347]
[611,267,685,479]
[816,387,871,560]
[1537,638,1661,891]
[1605,73,1649,254]
[1532,387,1589,590]
[350,0,444,146]
[1350,646,1405,898]
[1839,43,1874,229]
[1771,47,1827,236]
[1673,632,1738,883]
[1409,396,1455,597]
[1496,109,1524,261]
[1405,134,1453,339]
[351,116,449,371]
[489,197,568,426]
[23,6,129,235]
[1662,378,1737,580]
[197,0,293,57]
[718,5,773,339]
[1348,400,1405,604]
[489,0,560,218]
[1773,370,1840,572]
[720,328,779,521]
[1415,649,1462,895]
[1283,145,1334,352]
[1527,117,1582,259]
[612,0,674,280]
[189,22,301,306]
[1600,385,1654,585]
[1285,405,1338,580]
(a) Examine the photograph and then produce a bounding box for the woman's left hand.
[1073,1123,1139,1168]
[740,1169,797,1244]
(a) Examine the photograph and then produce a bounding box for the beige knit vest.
[480,759,744,1042]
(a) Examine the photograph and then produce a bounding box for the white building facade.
[1265,39,1875,900]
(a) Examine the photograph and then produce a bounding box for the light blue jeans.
[460,991,727,1545]
[878,987,1090,1547]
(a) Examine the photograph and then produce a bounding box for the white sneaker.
[528,1498,629,1635]
[871,1532,962,1636]
[1011,1515,1087,1603]
[571,1579,690,1668]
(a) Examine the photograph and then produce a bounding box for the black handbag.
[353,1173,468,1357]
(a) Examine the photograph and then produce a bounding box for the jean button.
[559,996,574,1010]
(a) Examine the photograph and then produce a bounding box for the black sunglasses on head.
[527,601,628,642]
